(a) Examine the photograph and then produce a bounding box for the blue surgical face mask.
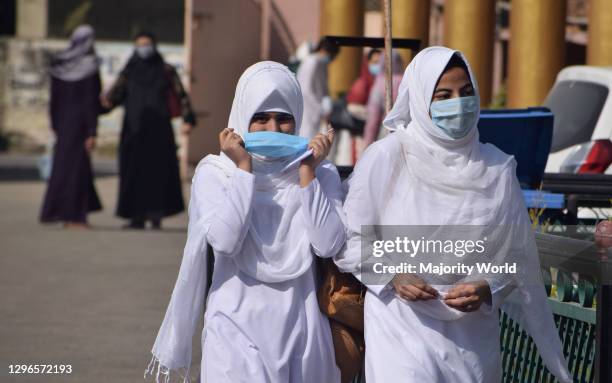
[369,63,381,76]
[243,131,308,158]
[429,95,479,139]
[320,54,332,64]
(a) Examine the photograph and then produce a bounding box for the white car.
[544,66,612,175]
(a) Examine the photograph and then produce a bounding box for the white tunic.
[341,134,510,382]
[336,46,571,383]
[194,161,344,383]
[148,62,346,383]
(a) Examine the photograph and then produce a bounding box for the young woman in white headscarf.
[335,47,572,382]
[146,61,344,383]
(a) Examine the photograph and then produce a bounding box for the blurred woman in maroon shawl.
[346,48,381,106]
[40,25,102,228]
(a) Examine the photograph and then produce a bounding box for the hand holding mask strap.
[243,131,309,158]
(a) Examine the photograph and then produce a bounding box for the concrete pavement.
[0,157,201,382]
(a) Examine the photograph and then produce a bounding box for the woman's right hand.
[392,274,438,301]
[219,128,251,172]
[100,95,112,109]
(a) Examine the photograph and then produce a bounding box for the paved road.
[0,158,201,382]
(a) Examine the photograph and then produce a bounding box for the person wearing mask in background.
[346,48,381,110]
[297,38,339,139]
[147,62,344,382]
[335,47,572,383]
[40,25,102,228]
[102,31,196,230]
[362,51,404,149]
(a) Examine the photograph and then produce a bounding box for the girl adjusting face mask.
[242,112,309,158]
[219,93,334,188]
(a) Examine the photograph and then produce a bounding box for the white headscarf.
[49,25,100,82]
[204,61,314,282]
[339,46,572,382]
[147,61,314,382]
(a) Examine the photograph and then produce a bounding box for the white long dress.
[336,47,572,383]
[148,62,344,383]
[195,160,344,383]
[342,134,510,382]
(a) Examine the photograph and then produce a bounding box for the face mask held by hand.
[243,131,309,158]
[430,95,479,139]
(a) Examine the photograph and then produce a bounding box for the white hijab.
[147,61,314,382]
[202,61,314,282]
[339,47,572,382]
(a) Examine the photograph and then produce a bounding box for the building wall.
[0,38,186,152]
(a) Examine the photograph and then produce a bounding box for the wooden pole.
[383,0,393,113]
[260,0,271,60]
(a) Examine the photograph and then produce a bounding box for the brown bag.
[165,68,182,118]
[329,319,364,383]
[317,258,365,382]
[317,257,365,332]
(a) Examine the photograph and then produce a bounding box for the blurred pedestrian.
[297,38,339,139]
[362,51,404,148]
[102,31,196,230]
[346,48,381,108]
[40,25,102,228]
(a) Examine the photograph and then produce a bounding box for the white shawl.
[337,46,572,382]
[146,61,314,382]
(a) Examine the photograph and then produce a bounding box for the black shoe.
[151,218,162,230]
[123,220,145,230]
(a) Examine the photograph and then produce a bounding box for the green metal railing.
[499,232,610,382]
[351,232,609,383]
[500,298,596,383]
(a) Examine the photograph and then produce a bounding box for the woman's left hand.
[181,123,193,135]
[299,128,334,187]
[443,280,492,312]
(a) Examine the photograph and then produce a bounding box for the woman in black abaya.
[40,25,102,228]
[103,32,196,229]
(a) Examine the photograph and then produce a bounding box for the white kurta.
[193,161,344,383]
[341,134,510,382]
[336,46,571,383]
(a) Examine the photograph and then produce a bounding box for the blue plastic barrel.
[478,107,554,189]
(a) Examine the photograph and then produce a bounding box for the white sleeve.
[481,276,516,314]
[336,143,395,296]
[300,163,346,258]
[192,165,255,257]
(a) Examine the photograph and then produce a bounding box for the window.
[544,80,609,152]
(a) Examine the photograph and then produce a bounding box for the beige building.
[184,0,612,165]
[2,0,612,170]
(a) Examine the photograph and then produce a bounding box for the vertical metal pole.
[181,0,194,181]
[595,285,612,382]
[383,0,393,113]
[260,0,271,60]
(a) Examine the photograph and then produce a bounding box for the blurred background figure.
[40,25,102,229]
[362,51,404,148]
[346,48,381,109]
[297,38,339,139]
[101,31,196,230]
